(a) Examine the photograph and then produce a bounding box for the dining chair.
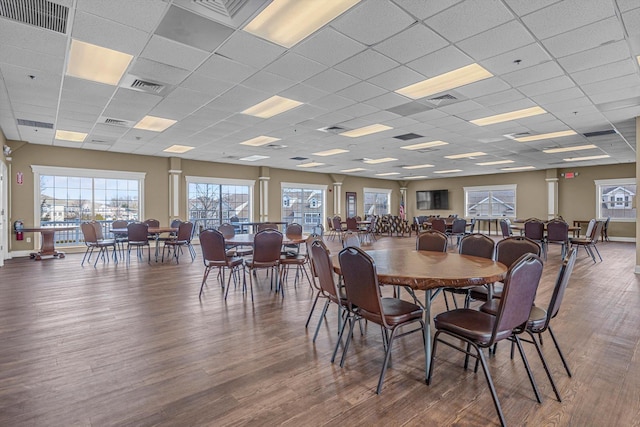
[126,222,150,265]
[244,229,283,296]
[524,219,547,259]
[570,219,603,263]
[480,246,578,402]
[308,239,349,349]
[345,217,358,232]
[283,222,303,255]
[358,216,377,244]
[80,221,117,267]
[337,246,425,394]
[428,253,545,427]
[499,218,512,238]
[280,224,311,289]
[430,218,447,233]
[416,230,448,252]
[257,223,278,232]
[546,219,569,258]
[332,216,345,240]
[304,235,327,329]
[448,218,467,246]
[161,221,194,263]
[341,231,360,248]
[198,229,245,300]
[111,219,128,259]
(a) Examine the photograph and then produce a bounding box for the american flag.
[399,200,405,220]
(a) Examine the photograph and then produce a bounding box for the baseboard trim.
[609,237,636,243]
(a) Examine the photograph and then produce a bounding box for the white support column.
[333,182,342,217]
[546,178,558,220]
[168,169,181,219]
[259,176,269,222]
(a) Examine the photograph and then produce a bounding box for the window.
[32,165,145,246]
[363,188,391,216]
[281,183,326,233]
[595,178,636,221]
[186,176,254,233]
[464,184,516,218]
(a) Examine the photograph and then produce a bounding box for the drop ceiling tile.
[425,0,513,42]
[541,17,624,58]
[241,71,296,93]
[502,0,562,16]
[294,27,366,67]
[336,81,387,102]
[141,35,209,71]
[621,7,640,35]
[206,85,270,112]
[0,44,65,75]
[264,52,326,82]
[364,92,412,110]
[542,96,594,114]
[571,59,637,85]
[367,66,425,91]
[72,11,149,55]
[501,61,564,87]
[518,76,575,97]
[128,58,191,85]
[196,54,257,84]
[154,5,234,52]
[531,87,586,105]
[149,87,212,119]
[407,45,472,77]
[480,43,552,76]
[334,102,379,119]
[303,68,359,92]
[458,20,535,61]
[331,1,415,45]
[557,40,630,72]
[374,23,448,64]
[217,31,286,68]
[453,77,512,99]
[180,73,235,97]
[335,49,399,80]
[0,18,67,55]
[439,100,484,115]
[473,88,525,107]
[77,0,167,32]
[616,0,640,12]
[521,0,616,40]
[310,94,357,111]
[102,88,163,121]
[279,83,329,103]
[393,0,463,20]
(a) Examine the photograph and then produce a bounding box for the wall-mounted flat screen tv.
[416,190,449,210]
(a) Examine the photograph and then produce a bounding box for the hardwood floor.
[1,236,639,426]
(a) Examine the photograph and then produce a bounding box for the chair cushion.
[468,283,503,301]
[359,297,422,326]
[434,308,511,345]
[279,254,306,264]
[526,305,548,332]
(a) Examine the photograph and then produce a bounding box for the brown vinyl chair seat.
[367,297,423,325]
[434,308,513,346]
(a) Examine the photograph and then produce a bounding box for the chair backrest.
[199,229,228,266]
[546,220,569,243]
[345,217,358,231]
[170,219,182,228]
[143,218,160,228]
[112,220,128,229]
[175,221,194,241]
[468,217,476,233]
[499,219,512,238]
[90,221,104,240]
[491,253,544,344]
[524,220,545,241]
[332,216,343,232]
[309,239,340,299]
[416,230,448,252]
[338,246,385,325]
[127,222,149,243]
[252,229,283,263]
[451,218,467,233]
[305,234,324,279]
[81,222,97,244]
[367,215,378,232]
[341,231,360,248]
[546,246,578,324]
[311,223,324,236]
[218,223,235,238]
[458,233,494,259]
[584,218,596,237]
[590,220,604,242]
[495,236,541,268]
[430,218,447,233]
[286,223,303,238]
[257,223,278,232]
[327,217,334,232]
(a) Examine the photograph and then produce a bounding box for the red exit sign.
[564,172,575,179]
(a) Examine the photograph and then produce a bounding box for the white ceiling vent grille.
[17,118,53,128]
[0,0,68,33]
[129,78,165,94]
[102,118,134,127]
[192,0,246,18]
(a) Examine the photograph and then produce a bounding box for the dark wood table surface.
[225,233,308,246]
[22,226,77,260]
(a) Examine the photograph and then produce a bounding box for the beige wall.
[4,140,637,255]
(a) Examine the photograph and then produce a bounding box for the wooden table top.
[22,226,77,233]
[225,233,309,245]
[332,248,507,291]
[510,223,580,232]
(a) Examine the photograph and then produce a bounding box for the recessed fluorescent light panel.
[563,154,610,162]
[514,130,576,142]
[501,166,535,171]
[444,151,487,159]
[134,115,177,132]
[55,130,87,142]
[341,168,367,172]
[404,175,428,179]
[363,157,397,164]
[375,172,400,176]
[476,160,514,166]
[433,169,462,174]
[242,95,302,118]
[66,40,133,85]
[401,140,448,150]
[239,155,270,162]
[340,124,392,138]
[244,0,360,48]
[470,106,546,126]
[297,162,325,168]
[395,63,493,99]
[543,144,597,154]
[312,148,349,156]
[240,135,281,146]
[164,145,194,154]
[402,164,435,169]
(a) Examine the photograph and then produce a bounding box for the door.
[0,162,6,266]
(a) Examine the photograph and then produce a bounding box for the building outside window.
[464,184,516,218]
[363,188,391,217]
[281,183,326,233]
[595,178,636,221]
[186,177,254,234]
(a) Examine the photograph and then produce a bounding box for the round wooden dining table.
[225,233,309,246]
[331,248,507,376]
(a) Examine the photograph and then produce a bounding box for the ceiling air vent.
[429,94,457,101]
[290,156,308,161]
[17,118,53,128]
[394,133,423,141]
[102,118,134,127]
[318,125,347,134]
[583,129,617,137]
[266,144,287,150]
[130,78,165,94]
[0,0,68,33]
[192,0,246,18]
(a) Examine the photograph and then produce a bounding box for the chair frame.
[198,229,245,300]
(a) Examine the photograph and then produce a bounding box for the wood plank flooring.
[1,236,639,426]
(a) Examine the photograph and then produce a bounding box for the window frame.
[594,178,636,222]
[463,184,517,218]
[363,187,392,217]
[280,182,327,232]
